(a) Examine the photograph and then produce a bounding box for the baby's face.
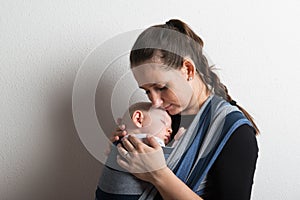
[144,108,172,144]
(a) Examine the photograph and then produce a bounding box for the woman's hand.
[110,118,127,142]
[105,118,128,155]
[116,135,167,183]
[117,135,203,200]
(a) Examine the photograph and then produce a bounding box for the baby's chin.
[164,137,170,144]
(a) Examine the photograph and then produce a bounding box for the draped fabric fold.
[138,95,252,199]
[95,95,253,200]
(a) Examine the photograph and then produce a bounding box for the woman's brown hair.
[130,19,259,134]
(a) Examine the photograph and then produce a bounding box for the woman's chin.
[166,106,181,116]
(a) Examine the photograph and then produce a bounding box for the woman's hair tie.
[166,19,178,27]
[230,100,237,106]
[165,19,185,33]
[166,20,172,26]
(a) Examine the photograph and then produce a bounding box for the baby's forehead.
[148,107,166,114]
[148,107,171,119]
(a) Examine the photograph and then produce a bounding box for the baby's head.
[121,102,172,145]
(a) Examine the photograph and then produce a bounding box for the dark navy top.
[155,114,259,200]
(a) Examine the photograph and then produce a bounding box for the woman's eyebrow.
[139,83,157,90]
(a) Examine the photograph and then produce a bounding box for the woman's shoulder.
[214,123,259,169]
[228,124,258,151]
[205,124,259,199]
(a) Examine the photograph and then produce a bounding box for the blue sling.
[138,95,253,199]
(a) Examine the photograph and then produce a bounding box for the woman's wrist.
[149,167,203,200]
[149,166,173,186]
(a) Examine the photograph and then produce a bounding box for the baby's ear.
[132,110,144,128]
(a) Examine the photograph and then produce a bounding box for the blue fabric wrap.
[95,95,254,200]
[173,101,252,196]
[95,146,173,200]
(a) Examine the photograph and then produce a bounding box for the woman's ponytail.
[166,19,260,134]
[131,19,259,134]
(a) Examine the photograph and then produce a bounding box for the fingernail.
[129,134,136,138]
[121,137,127,142]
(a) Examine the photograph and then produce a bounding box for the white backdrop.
[1,0,300,199]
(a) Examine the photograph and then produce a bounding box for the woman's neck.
[181,75,211,115]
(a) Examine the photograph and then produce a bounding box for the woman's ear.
[180,58,195,81]
[131,110,144,128]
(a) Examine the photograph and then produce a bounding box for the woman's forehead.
[131,64,179,86]
[132,62,167,75]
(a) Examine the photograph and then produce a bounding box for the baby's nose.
[167,128,172,135]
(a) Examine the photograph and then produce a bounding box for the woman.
[99,19,259,200]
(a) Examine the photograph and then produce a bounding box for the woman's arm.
[150,167,203,200]
[117,135,203,200]
[203,124,258,200]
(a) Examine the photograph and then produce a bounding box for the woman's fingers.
[117,144,130,159]
[122,135,161,153]
[174,127,186,141]
[117,141,166,174]
[121,137,136,152]
[116,155,130,170]
[145,135,161,149]
[126,135,145,151]
[110,128,127,142]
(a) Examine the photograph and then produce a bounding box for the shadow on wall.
[46,87,103,200]
[8,51,140,200]
[11,77,103,200]
[96,74,118,138]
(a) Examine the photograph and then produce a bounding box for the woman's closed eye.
[158,86,167,91]
[154,84,168,91]
[144,86,167,94]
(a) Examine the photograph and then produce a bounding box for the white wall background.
[1,0,300,199]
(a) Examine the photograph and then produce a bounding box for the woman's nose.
[150,92,163,108]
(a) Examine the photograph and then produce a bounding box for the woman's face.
[132,62,194,115]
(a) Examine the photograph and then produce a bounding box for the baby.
[120,102,173,147]
[96,102,174,200]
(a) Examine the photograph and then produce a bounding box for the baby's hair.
[126,102,152,119]
[120,102,153,131]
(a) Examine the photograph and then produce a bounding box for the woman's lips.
[164,104,172,110]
